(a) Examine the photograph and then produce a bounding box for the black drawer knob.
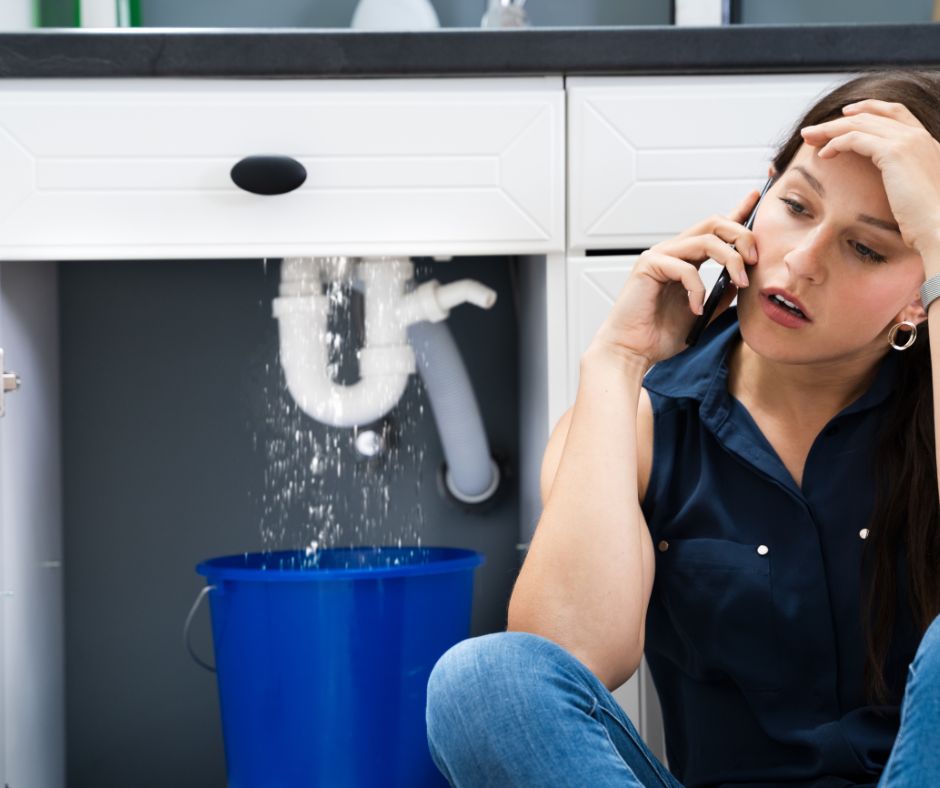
[230,155,307,195]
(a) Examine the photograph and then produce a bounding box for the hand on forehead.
[782,143,894,225]
[798,100,940,257]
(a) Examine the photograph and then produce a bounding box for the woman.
[426,70,940,787]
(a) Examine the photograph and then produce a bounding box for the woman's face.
[738,142,926,365]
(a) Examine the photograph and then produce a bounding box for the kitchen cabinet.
[1,261,64,788]
[0,70,861,784]
[0,74,564,788]
[0,78,564,260]
[567,74,844,252]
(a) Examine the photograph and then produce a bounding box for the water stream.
[252,260,431,562]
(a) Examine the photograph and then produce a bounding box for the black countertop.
[0,24,938,79]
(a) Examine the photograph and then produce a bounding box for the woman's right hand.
[588,190,763,369]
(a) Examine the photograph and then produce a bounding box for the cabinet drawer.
[0,78,564,260]
[566,255,723,402]
[568,74,845,252]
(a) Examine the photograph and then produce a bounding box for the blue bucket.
[193,546,484,788]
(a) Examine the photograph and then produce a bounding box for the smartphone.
[684,176,776,347]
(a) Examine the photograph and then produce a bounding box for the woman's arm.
[507,193,760,690]
[508,347,656,690]
[539,391,655,508]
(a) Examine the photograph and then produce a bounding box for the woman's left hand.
[800,99,940,268]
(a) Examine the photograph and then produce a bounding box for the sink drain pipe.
[408,320,502,508]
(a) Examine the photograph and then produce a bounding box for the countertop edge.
[0,24,938,78]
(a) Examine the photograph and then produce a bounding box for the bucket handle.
[184,585,217,673]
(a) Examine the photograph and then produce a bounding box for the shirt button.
[757,544,769,556]
[859,528,870,540]
[658,540,669,552]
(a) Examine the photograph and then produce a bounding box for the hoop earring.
[888,320,918,351]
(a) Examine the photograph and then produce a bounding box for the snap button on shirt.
[639,308,916,788]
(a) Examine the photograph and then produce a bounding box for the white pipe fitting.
[273,256,497,429]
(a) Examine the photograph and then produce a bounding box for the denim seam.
[591,698,674,788]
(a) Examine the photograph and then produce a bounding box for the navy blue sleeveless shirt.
[639,307,919,788]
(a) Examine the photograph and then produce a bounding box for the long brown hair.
[771,70,940,703]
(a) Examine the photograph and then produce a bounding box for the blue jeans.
[426,616,940,787]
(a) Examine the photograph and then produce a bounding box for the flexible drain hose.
[408,320,500,504]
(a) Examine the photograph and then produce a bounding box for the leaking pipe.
[274,256,498,430]
[273,257,414,428]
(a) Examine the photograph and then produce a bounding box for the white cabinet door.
[0,262,65,788]
[567,74,846,252]
[0,77,564,260]
[0,262,5,788]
